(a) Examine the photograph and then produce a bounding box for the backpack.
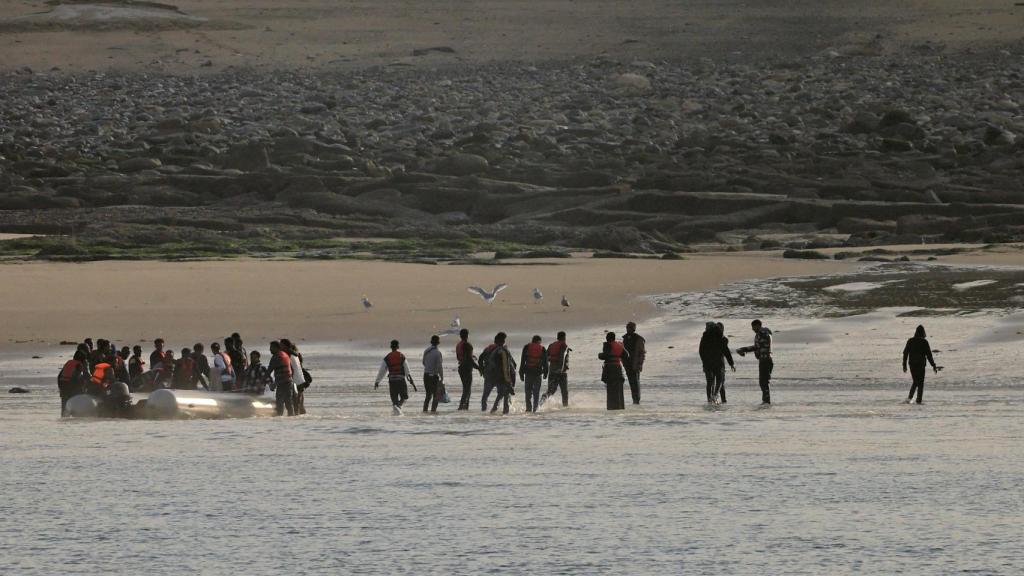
[478,346,495,372]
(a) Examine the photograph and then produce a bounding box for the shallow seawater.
[2,263,1023,575]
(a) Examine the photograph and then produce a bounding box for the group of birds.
[468,284,570,309]
[361,284,570,311]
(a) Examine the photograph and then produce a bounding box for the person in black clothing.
[192,343,211,388]
[903,325,938,404]
[622,322,646,405]
[699,322,735,403]
[599,332,631,410]
[455,329,480,411]
[128,345,145,382]
[242,350,271,394]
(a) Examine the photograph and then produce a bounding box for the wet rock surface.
[1,48,1023,256]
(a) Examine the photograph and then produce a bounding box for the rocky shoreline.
[1,47,1023,259]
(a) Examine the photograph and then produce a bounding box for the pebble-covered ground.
[1,47,1023,256]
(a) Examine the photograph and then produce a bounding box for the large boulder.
[431,153,489,176]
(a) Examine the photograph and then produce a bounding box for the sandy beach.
[0,253,855,350]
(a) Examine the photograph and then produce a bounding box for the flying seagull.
[561,295,570,311]
[467,283,508,304]
[533,288,544,303]
[450,316,461,328]
[362,295,373,311]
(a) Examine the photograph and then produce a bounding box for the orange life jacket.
[524,342,545,369]
[60,359,83,382]
[385,351,405,376]
[604,341,625,366]
[91,362,112,386]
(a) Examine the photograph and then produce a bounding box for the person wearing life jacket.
[90,339,110,372]
[455,329,480,411]
[172,348,197,390]
[374,340,416,414]
[210,341,235,391]
[149,338,170,388]
[268,340,296,416]
[622,322,647,405]
[89,357,115,396]
[519,335,548,413]
[599,331,631,411]
[57,350,89,415]
[478,340,500,412]
[112,345,130,384]
[487,333,517,415]
[541,331,571,408]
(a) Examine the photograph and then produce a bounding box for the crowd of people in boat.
[57,333,313,417]
[57,320,940,417]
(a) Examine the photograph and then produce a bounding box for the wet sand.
[0,254,853,351]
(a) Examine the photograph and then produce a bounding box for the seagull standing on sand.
[362,295,373,311]
[561,295,571,311]
[533,288,544,303]
[467,283,508,304]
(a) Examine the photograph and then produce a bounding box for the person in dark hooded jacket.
[902,325,938,404]
[737,319,773,405]
[699,322,735,403]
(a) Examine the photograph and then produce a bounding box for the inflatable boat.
[65,387,275,419]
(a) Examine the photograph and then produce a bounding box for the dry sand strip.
[0,255,855,350]
[1,0,1022,73]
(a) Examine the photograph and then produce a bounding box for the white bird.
[467,283,508,304]
[561,295,570,310]
[362,295,373,311]
[450,316,461,328]
[533,288,544,303]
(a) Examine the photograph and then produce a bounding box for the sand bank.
[0,254,852,350]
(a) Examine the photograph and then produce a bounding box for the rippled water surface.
[3,264,1023,575]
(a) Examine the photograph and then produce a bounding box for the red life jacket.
[455,341,467,363]
[547,340,566,361]
[605,341,625,366]
[272,350,292,381]
[385,351,405,376]
[60,359,83,382]
[175,358,195,382]
[91,362,112,386]
[524,342,544,369]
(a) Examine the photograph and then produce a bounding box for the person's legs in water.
[491,383,511,414]
[909,364,925,404]
[422,374,438,412]
[524,373,541,412]
[275,383,294,416]
[389,377,407,408]
[758,358,773,404]
[704,369,716,403]
[543,373,568,408]
[717,368,727,403]
[458,365,473,410]
[625,366,640,404]
[481,379,495,412]
[606,378,625,410]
